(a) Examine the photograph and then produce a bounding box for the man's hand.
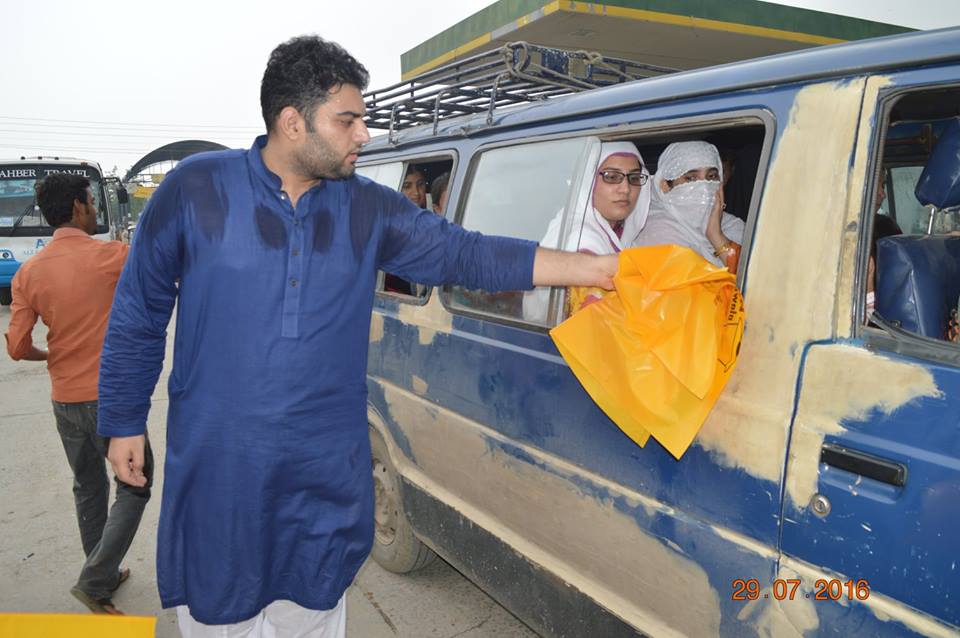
[532,248,619,290]
[108,435,147,487]
[24,347,47,361]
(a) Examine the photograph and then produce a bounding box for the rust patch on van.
[780,556,959,637]
[398,293,453,345]
[378,381,721,638]
[411,375,428,394]
[369,312,384,344]
[786,345,941,509]
[694,80,865,485]
[835,76,894,336]
[738,564,819,637]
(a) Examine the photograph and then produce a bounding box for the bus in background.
[0,157,120,306]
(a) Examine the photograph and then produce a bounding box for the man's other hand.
[108,435,147,487]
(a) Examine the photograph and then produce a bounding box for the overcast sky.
[2,0,959,175]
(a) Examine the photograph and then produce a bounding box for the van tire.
[369,427,437,574]
[0,287,11,306]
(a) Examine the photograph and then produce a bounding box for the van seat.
[875,235,960,338]
[915,117,960,209]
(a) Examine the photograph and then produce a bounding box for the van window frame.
[857,81,960,368]
[438,108,776,332]
[356,149,458,307]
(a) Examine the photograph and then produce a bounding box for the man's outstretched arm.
[532,247,619,290]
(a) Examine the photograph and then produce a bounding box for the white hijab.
[523,141,651,322]
[636,141,744,267]
[577,141,651,254]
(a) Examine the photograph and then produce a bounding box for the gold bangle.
[713,242,733,258]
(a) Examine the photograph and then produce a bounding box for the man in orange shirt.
[4,173,152,615]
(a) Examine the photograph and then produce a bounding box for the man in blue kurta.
[98,36,617,635]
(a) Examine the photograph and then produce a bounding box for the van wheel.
[0,287,11,306]
[369,428,436,573]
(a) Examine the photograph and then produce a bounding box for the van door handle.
[820,443,907,487]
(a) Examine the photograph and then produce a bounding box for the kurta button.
[292,249,300,257]
[290,279,298,287]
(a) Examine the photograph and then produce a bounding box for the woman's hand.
[705,187,728,251]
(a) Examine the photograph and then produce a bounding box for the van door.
[781,70,960,636]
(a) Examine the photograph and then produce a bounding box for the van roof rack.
[364,41,676,142]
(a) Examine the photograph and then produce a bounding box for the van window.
[356,162,403,189]
[450,137,597,325]
[867,86,960,347]
[359,157,455,300]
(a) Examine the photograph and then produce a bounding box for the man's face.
[293,83,371,180]
[402,170,427,208]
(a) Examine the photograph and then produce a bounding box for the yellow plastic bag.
[550,245,744,460]
[0,614,155,638]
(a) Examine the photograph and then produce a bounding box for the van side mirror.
[117,185,129,205]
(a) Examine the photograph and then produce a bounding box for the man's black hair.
[34,173,90,228]
[405,164,424,177]
[431,171,450,204]
[260,35,370,132]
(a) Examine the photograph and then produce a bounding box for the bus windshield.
[0,163,107,236]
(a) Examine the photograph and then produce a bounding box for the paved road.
[0,304,536,637]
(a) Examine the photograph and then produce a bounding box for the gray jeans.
[52,400,153,600]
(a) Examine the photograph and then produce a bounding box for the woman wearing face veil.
[523,141,651,321]
[635,141,745,273]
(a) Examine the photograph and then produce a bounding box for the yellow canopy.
[0,614,156,637]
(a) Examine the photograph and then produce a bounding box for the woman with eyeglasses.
[576,141,652,255]
[523,142,651,321]
[635,141,745,273]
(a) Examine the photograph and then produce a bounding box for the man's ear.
[71,198,86,219]
[276,106,304,141]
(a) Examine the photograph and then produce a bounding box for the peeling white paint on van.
[695,80,867,485]
[398,293,453,345]
[377,381,721,638]
[737,564,819,638]
[835,75,894,337]
[369,312,384,344]
[411,375,428,394]
[786,345,941,509]
[709,522,778,561]
[783,556,959,637]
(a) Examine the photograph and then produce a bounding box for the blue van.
[358,28,960,637]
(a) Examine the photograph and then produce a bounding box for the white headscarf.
[523,141,650,322]
[576,141,651,254]
[636,141,744,267]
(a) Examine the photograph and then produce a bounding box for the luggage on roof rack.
[363,41,676,141]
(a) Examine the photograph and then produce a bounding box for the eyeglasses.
[598,169,647,187]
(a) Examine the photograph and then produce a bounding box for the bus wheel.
[0,287,11,306]
[369,427,436,573]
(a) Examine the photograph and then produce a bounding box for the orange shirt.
[5,228,128,402]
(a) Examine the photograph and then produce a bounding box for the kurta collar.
[247,135,283,193]
[247,135,329,199]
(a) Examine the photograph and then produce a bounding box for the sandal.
[70,586,125,615]
[111,567,131,593]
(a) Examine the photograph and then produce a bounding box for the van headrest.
[875,235,960,338]
[915,118,960,210]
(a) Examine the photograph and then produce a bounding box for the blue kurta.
[98,137,537,624]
